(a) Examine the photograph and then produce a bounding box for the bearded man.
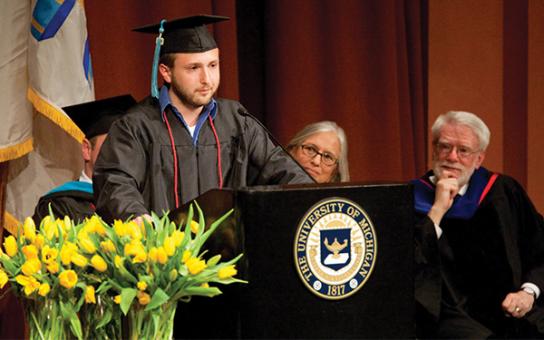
[412,110,544,338]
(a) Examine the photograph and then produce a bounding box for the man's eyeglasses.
[434,141,479,159]
[299,144,338,166]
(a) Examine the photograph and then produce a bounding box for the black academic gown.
[33,182,95,224]
[93,96,313,222]
[415,170,544,338]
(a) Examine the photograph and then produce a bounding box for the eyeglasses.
[434,141,479,159]
[299,144,338,166]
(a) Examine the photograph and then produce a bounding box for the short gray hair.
[286,121,350,182]
[431,111,490,151]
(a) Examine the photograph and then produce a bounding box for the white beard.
[432,160,476,187]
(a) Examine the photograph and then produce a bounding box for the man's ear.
[81,138,92,162]
[475,150,486,169]
[158,63,172,84]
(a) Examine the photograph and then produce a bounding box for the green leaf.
[167,274,188,296]
[195,201,205,238]
[47,203,56,221]
[206,254,222,267]
[60,301,83,340]
[96,281,111,294]
[107,278,123,291]
[95,309,113,329]
[183,285,222,297]
[144,287,170,311]
[223,253,245,266]
[59,300,72,319]
[209,277,248,285]
[69,314,83,340]
[192,208,233,254]
[184,205,194,234]
[0,256,17,274]
[75,288,86,312]
[169,221,176,234]
[120,288,138,315]
[151,313,160,335]
[151,212,163,234]
[145,220,155,244]
[117,261,139,284]
[150,211,160,227]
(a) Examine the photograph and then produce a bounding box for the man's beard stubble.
[171,81,216,110]
[432,160,475,188]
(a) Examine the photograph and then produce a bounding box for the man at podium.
[413,111,544,338]
[93,15,312,223]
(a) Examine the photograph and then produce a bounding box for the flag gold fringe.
[0,137,33,162]
[27,87,84,143]
[3,211,21,236]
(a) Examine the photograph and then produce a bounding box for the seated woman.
[286,121,349,183]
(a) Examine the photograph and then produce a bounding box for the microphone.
[237,108,284,148]
[236,107,316,183]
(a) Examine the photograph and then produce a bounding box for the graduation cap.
[63,94,136,139]
[133,14,229,54]
[133,14,229,98]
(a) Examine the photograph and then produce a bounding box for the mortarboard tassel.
[151,19,166,99]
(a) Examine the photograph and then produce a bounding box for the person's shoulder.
[215,98,244,113]
[110,96,162,136]
[214,98,255,129]
[38,181,94,200]
[216,98,263,125]
[123,96,160,120]
[34,189,91,216]
[489,171,521,188]
[34,192,94,223]
[486,170,529,199]
[36,192,85,205]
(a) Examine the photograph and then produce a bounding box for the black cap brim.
[63,94,136,139]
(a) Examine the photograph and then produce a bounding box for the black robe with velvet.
[93,96,313,222]
[32,182,95,224]
[414,169,544,338]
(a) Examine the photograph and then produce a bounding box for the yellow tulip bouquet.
[0,203,244,340]
[0,214,101,340]
[104,204,244,339]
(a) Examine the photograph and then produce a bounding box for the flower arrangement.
[0,203,244,340]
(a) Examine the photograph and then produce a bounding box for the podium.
[170,183,414,339]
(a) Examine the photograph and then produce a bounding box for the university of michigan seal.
[294,197,377,300]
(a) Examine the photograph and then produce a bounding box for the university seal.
[294,198,377,300]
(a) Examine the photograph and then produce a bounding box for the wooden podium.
[170,183,414,338]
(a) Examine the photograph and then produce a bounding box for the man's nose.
[445,147,459,161]
[200,68,211,83]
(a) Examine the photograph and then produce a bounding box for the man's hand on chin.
[428,177,459,225]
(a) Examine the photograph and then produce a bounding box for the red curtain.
[503,0,528,186]
[238,0,428,181]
